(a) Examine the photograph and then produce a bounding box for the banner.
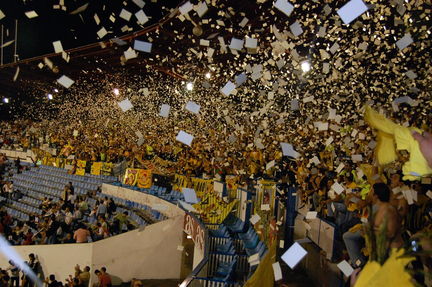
[183,213,205,253]
[173,174,189,192]
[91,162,103,175]
[226,175,239,199]
[256,180,276,213]
[75,160,87,176]
[101,162,113,176]
[193,191,238,224]
[191,178,213,198]
[136,169,152,188]
[123,168,152,188]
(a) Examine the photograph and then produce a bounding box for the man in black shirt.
[45,274,60,287]
[22,253,39,287]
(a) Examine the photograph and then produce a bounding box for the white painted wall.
[0,242,93,284]
[92,215,184,282]
[101,183,185,218]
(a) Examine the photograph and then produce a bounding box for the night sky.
[0,0,182,63]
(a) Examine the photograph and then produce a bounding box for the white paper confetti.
[281,242,307,269]
[57,75,75,89]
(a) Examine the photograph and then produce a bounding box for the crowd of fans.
[1,111,432,285]
[0,155,139,246]
[0,253,119,287]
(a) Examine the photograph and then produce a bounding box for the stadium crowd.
[0,108,432,285]
[0,154,138,246]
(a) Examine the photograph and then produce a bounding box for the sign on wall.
[183,213,205,253]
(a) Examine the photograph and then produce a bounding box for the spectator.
[130,279,143,287]
[22,253,40,287]
[62,232,75,244]
[66,182,75,194]
[114,211,133,233]
[73,224,90,243]
[3,181,13,198]
[75,265,90,287]
[46,215,61,244]
[373,183,404,249]
[96,201,107,217]
[100,267,112,287]
[94,270,112,287]
[45,274,60,287]
[7,260,20,287]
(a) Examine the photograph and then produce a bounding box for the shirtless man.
[372,183,404,249]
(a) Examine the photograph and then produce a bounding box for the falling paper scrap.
[396,34,413,51]
[272,262,283,281]
[13,67,20,82]
[182,188,199,204]
[69,3,89,15]
[135,10,149,25]
[195,1,208,17]
[25,11,38,18]
[245,37,258,49]
[274,0,294,17]
[185,101,201,114]
[179,1,193,15]
[290,21,303,37]
[214,181,224,196]
[117,99,133,112]
[235,73,247,87]
[159,104,170,118]
[52,41,64,53]
[132,0,145,8]
[281,242,307,269]
[57,75,75,89]
[119,9,132,21]
[248,253,260,266]
[178,200,198,213]
[331,182,345,195]
[124,48,138,60]
[97,27,108,39]
[134,40,152,53]
[280,142,299,158]
[250,214,261,225]
[337,0,368,25]
[176,130,194,147]
[135,131,144,139]
[229,38,244,51]
[220,81,236,96]
[0,40,14,49]
[337,260,354,277]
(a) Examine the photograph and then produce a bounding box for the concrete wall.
[92,215,184,282]
[0,242,93,283]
